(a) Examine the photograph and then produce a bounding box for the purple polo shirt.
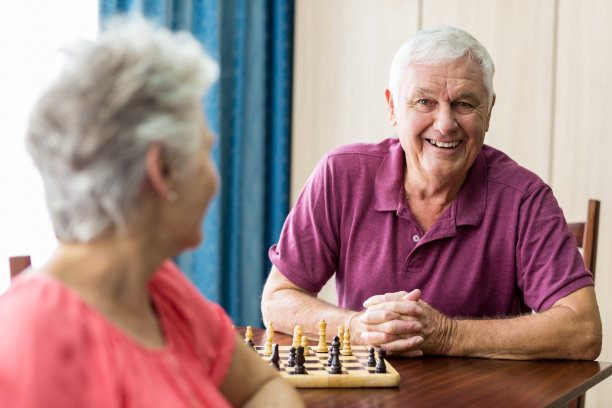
[269,138,593,318]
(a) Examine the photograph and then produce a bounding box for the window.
[0,1,98,293]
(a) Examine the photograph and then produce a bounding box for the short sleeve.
[269,155,340,293]
[516,186,594,311]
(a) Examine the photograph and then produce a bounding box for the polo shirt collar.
[374,139,405,212]
[374,139,487,227]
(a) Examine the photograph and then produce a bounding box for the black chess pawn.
[375,349,387,373]
[294,346,306,374]
[328,335,340,366]
[367,347,376,367]
[269,344,280,370]
[286,346,296,367]
[330,348,342,374]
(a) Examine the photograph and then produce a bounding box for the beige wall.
[291,0,612,405]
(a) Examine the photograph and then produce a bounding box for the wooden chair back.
[566,199,601,408]
[8,255,31,278]
[567,199,601,279]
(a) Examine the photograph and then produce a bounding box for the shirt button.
[412,235,420,242]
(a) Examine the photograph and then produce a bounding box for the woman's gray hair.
[26,15,219,242]
[388,25,495,106]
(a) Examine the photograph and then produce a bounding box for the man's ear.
[145,143,171,199]
[385,89,397,126]
[485,93,496,132]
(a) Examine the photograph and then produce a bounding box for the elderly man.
[262,26,601,360]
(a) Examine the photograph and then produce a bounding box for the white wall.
[0,1,98,293]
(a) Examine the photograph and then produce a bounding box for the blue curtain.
[99,0,294,328]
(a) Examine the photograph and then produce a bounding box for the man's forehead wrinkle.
[410,83,481,102]
[415,87,435,95]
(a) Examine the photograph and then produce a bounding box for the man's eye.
[455,101,472,108]
[417,99,432,105]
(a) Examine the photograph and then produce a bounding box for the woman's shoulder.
[0,273,98,348]
[0,273,117,406]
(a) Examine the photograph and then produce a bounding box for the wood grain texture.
[237,327,612,408]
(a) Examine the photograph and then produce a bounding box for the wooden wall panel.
[421,0,556,182]
[291,0,420,304]
[554,1,612,406]
[291,0,420,202]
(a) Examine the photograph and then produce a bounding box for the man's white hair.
[388,25,495,106]
[26,15,219,242]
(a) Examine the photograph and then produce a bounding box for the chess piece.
[327,344,335,366]
[337,325,344,350]
[375,349,387,373]
[330,343,342,374]
[269,344,280,370]
[264,326,273,356]
[244,326,254,349]
[328,335,340,366]
[367,347,376,367]
[287,346,296,367]
[316,319,328,352]
[294,346,306,374]
[341,328,352,356]
[292,325,302,348]
[301,335,310,356]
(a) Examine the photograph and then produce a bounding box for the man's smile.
[426,139,462,149]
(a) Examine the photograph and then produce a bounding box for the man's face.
[386,55,495,185]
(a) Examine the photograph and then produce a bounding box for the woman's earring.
[167,190,178,202]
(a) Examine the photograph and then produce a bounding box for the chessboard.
[254,345,400,388]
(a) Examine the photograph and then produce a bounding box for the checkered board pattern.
[255,345,400,388]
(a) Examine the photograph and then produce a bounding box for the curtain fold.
[99,0,294,327]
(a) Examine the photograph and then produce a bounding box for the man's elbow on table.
[552,286,602,361]
[261,265,311,327]
[576,315,602,361]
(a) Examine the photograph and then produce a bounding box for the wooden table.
[236,327,612,408]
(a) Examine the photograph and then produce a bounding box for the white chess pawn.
[292,325,302,348]
[244,326,254,348]
[264,325,273,356]
[301,335,310,356]
[316,319,328,352]
[341,328,352,356]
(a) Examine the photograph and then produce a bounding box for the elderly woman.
[0,17,303,407]
[262,25,601,361]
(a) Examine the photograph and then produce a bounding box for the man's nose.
[433,105,458,135]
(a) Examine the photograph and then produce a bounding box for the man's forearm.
[447,288,601,360]
[261,287,361,344]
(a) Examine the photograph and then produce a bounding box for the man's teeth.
[427,139,460,148]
